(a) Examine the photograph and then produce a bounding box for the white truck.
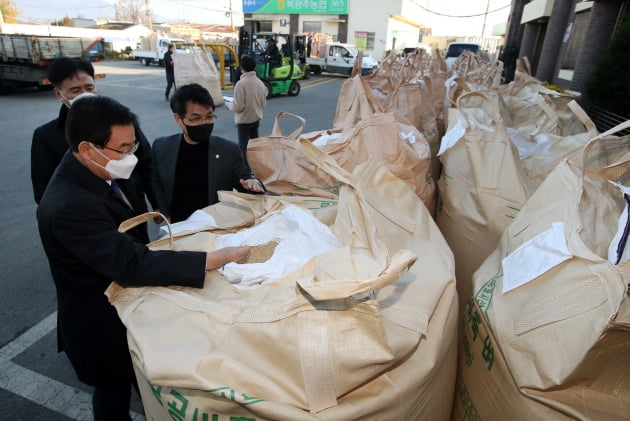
[307,42,378,76]
[131,36,190,66]
[0,33,104,91]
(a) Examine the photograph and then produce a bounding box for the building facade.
[505,0,628,106]
[241,0,425,61]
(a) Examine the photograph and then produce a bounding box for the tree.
[116,0,150,24]
[51,15,75,27]
[585,14,630,117]
[1,0,19,23]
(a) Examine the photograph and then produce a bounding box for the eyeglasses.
[183,114,217,125]
[102,141,139,158]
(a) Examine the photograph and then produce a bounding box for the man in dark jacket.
[164,43,175,101]
[152,83,265,223]
[30,57,157,209]
[37,95,250,420]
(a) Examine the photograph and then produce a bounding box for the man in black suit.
[30,57,157,209]
[37,95,250,420]
[152,83,265,223]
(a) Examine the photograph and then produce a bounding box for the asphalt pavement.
[0,60,344,419]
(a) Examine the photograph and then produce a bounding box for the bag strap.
[119,212,172,249]
[567,100,597,133]
[447,77,471,106]
[350,49,363,78]
[271,111,306,139]
[456,90,503,125]
[581,119,630,175]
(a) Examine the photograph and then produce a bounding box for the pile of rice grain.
[246,241,279,264]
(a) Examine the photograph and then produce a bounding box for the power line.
[415,2,511,18]
[16,3,114,11]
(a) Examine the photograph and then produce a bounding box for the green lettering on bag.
[466,296,482,342]
[288,181,340,196]
[150,382,163,406]
[458,381,483,421]
[167,389,189,420]
[476,266,502,314]
[481,335,495,371]
[206,387,265,406]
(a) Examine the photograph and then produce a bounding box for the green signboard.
[243,0,348,15]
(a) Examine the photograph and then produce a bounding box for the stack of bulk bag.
[301,111,435,216]
[454,121,630,420]
[107,139,458,421]
[334,51,442,189]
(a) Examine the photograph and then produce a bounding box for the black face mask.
[185,123,213,144]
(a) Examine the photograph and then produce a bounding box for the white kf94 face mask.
[90,143,138,180]
[68,91,97,106]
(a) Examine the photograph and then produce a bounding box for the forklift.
[240,31,307,98]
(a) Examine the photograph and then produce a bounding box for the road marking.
[301,78,340,89]
[98,76,339,90]
[98,82,165,91]
[0,311,144,420]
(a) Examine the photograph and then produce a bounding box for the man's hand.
[205,246,251,271]
[240,178,265,193]
[152,209,164,224]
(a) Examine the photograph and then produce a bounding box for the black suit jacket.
[37,152,206,386]
[152,134,251,218]
[31,104,157,207]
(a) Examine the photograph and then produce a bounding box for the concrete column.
[338,14,348,43]
[519,23,538,63]
[502,0,526,80]
[535,0,575,82]
[571,0,622,96]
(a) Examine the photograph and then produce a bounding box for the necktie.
[111,180,133,210]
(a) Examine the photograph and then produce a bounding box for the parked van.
[445,42,480,70]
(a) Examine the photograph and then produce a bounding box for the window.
[259,21,272,32]
[562,12,589,70]
[366,32,375,50]
[303,21,321,34]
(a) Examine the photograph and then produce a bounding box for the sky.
[10,0,511,37]
[11,0,241,26]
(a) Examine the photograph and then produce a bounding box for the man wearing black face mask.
[152,83,265,223]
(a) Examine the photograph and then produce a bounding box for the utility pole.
[481,0,490,38]
[144,0,153,31]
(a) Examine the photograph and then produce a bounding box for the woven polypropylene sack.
[456,121,630,420]
[107,139,458,421]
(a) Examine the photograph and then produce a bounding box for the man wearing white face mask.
[37,95,251,420]
[30,57,157,210]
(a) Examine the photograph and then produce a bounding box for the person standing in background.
[306,32,312,57]
[164,44,175,101]
[226,55,267,176]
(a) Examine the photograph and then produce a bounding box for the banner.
[243,0,348,14]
